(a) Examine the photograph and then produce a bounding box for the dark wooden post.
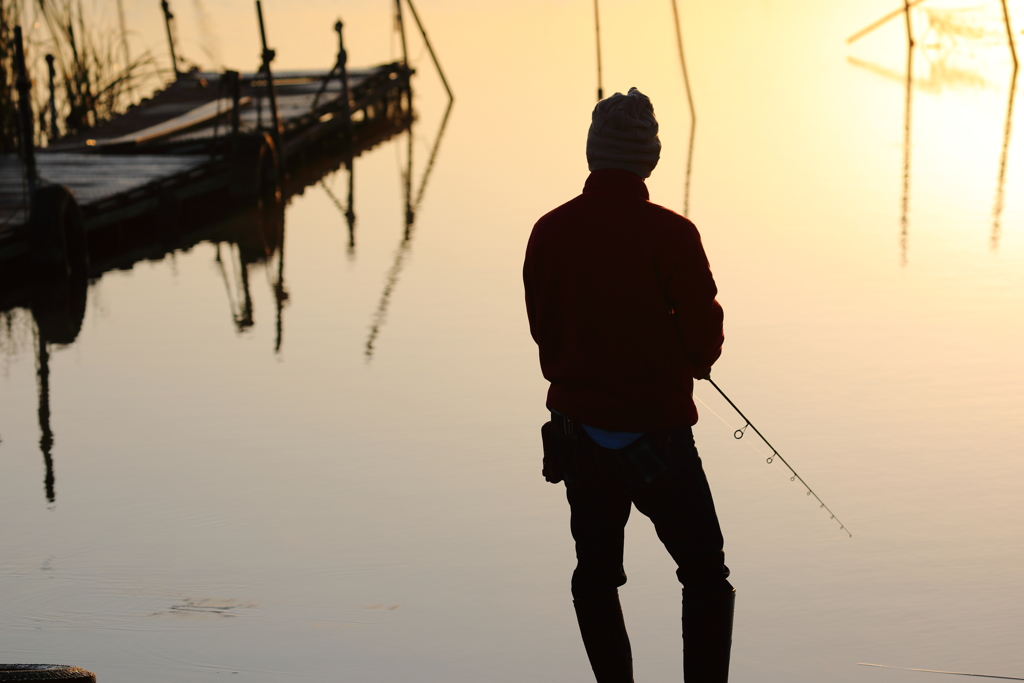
[45,54,59,141]
[225,70,241,136]
[338,19,355,242]
[335,21,352,139]
[255,0,283,164]
[13,26,37,197]
[161,0,181,78]
[394,0,408,66]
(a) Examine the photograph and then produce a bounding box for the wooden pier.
[0,60,412,269]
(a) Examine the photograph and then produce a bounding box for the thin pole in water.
[395,0,409,67]
[255,0,284,167]
[1000,0,1018,71]
[161,0,181,78]
[593,0,603,100]
[704,376,852,537]
[903,0,914,48]
[991,59,1016,251]
[900,16,914,266]
[403,0,453,102]
[670,0,695,215]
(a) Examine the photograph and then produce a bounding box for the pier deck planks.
[0,154,207,238]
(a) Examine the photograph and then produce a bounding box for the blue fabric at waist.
[581,424,644,449]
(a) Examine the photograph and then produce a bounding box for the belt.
[550,410,578,436]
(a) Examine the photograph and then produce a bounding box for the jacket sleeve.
[523,230,540,345]
[666,225,724,375]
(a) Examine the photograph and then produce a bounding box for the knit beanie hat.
[586,87,661,178]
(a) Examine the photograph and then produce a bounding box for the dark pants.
[554,416,731,597]
[550,414,735,682]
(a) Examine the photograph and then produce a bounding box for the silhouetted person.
[523,88,734,682]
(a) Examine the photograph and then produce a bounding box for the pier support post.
[310,19,351,115]
[394,0,409,66]
[161,0,181,78]
[225,70,242,137]
[223,70,242,162]
[45,54,59,141]
[255,0,284,169]
[13,26,37,198]
[335,21,353,142]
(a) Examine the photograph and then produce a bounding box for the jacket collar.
[583,169,650,200]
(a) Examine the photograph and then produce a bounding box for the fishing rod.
[703,375,852,538]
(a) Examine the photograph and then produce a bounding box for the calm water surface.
[3,1,1024,681]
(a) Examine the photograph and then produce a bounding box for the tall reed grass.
[0,0,20,152]
[0,0,158,147]
[34,0,156,139]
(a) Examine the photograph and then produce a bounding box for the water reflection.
[35,327,55,505]
[319,162,356,256]
[991,64,1018,250]
[364,100,452,361]
[1,110,410,501]
[847,2,1020,261]
[902,42,914,266]
[26,260,90,505]
[670,0,696,217]
[212,202,286,338]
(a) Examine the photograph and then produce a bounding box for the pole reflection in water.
[670,0,696,216]
[212,201,288,347]
[35,330,54,504]
[847,3,1020,262]
[216,243,255,330]
[273,207,288,354]
[901,31,914,267]
[346,157,356,254]
[365,100,452,361]
[991,64,1018,251]
[1,110,410,507]
[319,157,357,257]
[28,266,89,505]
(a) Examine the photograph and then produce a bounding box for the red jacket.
[523,169,723,432]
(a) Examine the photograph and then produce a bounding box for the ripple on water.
[0,572,258,632]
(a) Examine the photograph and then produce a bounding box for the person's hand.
[693,367,712,381]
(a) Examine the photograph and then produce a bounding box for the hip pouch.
[541,421,576,484]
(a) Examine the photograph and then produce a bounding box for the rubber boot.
[682,583,735,683]
[573,590,634,683]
